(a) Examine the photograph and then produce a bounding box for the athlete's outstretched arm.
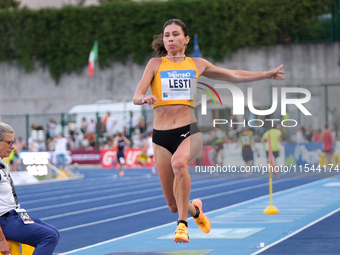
[194,58,284,83]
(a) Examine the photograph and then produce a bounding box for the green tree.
[0,0,20,9]
[98,0,131,3]
[0,0,332,83]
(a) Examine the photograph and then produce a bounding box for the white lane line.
[250,207,340,255]
[21,181,161,205]
[27,178,261,212]
[18,176,160,198]
[56,179,285,232]
[58,219,176,254]
[27,187,162,212]
[58,178,327,254]
[20,177,225,203]
[41,194,165,220]
[58,205,169,232]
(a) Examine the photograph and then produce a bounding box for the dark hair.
[152,19,189,57]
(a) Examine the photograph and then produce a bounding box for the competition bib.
[161,70,197,100]
[241,136,251,146]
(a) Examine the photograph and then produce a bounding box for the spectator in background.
[86,133,97,148]
[146,122,153,134]
[313,128,321,142]
[86,119,96,134]
[261,125,284,167]
[46,137,55,151]
[68,137,77,150]
[105,112,117,138]
[236,128,258,177]
[103,112,110,129]
[80,117,88,134]
[125,111,139,139]
[330,125,337,140]
[28,125,44,152]
[99,137,113,150]
[328,105,340,138]
[54,133,69,170]
[321,124,336,168]
[136,115,146,134]
[67,119,77,140]
[203,126,229,165]
[8,149,19,172]
[81,137,90,150]
[9,137,26,172]
[228,115,238,142]
[131,130,143,149]
[143,131,157,175]
[305,125,313,142]
[14,137,26,152]
[98,117,106,138]
[46,118,57,140]
[139,133,146,149]
[74,132,83,149]
[295,125,305,143]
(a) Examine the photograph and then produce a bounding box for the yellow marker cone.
[319,152,326,166]
[332,153,340,166]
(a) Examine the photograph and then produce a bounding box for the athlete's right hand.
[142,95,158,105]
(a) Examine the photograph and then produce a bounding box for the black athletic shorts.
[242,149,253,162]
[152,122,201,154]
[214,143,224,152]
[266,151,279,158]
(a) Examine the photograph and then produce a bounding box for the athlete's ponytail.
[152,33,167,57]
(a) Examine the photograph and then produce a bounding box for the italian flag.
[88,41,98,77]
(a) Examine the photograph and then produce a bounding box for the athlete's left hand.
[268,64,285,80]
[142,95,158,105]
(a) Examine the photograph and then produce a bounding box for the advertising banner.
[101,148,154,168]
[284,142,323,166]
[69,149,101,165]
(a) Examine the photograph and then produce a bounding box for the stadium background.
[1,0,340,254]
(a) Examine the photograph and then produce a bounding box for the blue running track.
[13,168,340,255]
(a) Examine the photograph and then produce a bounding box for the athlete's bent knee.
[171,158,188,176]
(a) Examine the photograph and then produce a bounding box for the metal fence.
[294,0,340,43]
[0,109,155,148]
[2,83,340,146]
